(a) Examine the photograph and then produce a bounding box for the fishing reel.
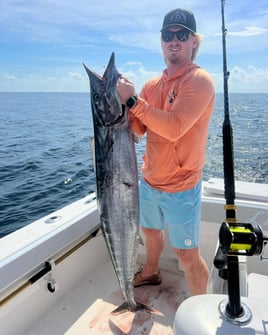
[214,220,268,325]
[219,221,267,257]
[214,221,268,269]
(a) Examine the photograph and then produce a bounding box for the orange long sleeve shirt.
[130,62,215,192]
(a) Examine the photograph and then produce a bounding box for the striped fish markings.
[83,53,149,314]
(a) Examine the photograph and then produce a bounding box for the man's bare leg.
[140,227,164,277]
[174,247,208,295]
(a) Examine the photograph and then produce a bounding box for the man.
[117,8,215,295]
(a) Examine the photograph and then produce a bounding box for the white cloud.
[231,65,268,83]
[212,65,268,93]
[109,32,160,53]
[68,72,83,80]
[1,63,268,93]
[213,26,268,38]
[4,75,16,80]
[119,61,160,92]
[228,26,268,37]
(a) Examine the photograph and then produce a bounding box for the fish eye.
[93,93,100,102]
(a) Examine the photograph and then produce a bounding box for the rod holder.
[219,298,252,325]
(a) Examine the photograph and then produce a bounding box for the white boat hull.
[0,178,267,334]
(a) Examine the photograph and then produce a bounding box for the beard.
[168,54,181,64]
[165,53,181,65]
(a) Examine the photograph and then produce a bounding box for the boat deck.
[71,268,187,335]
[25,256,188,335]
[1,179,268,334]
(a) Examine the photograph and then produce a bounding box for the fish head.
[84,53,123,127]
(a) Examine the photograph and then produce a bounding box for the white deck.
[66,267,187,335]
[23,236,188,335]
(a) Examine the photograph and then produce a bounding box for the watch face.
[126,96,137,108]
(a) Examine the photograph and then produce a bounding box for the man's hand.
[117,76,136,104]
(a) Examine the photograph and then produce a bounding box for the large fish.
[83,53,149,314]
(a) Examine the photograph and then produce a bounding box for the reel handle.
[214,245,228,269]
[261,241,268,261]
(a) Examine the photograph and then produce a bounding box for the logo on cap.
[168,11,187,25]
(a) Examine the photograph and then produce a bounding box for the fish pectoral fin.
[138,234,144,246]
[123,182,134,188]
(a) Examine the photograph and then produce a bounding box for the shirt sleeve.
[131,68,215,142]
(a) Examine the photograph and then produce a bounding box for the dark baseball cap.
[161,8,196,33]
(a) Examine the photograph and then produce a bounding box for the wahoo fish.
[83,53,149,314]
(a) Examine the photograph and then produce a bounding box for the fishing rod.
[221,0,236,221]
[219,0,242,319]
[214,0,268,325]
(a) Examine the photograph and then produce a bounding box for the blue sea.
[0,92,267,238]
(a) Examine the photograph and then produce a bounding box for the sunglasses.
[161,29,193,43]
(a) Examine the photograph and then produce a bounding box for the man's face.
[161,26,198,66]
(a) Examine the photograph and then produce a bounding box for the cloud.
[213,26,268,38]
[228,26,268,37]
[1,63,268,93]
[119,61,160,92]
[0,0,211,45]
[212,65,268,93]
[109,32,160,53]
[68,72,83,80]
[4,75,16,80]
[231,65,268,83]
[1,0,268,93]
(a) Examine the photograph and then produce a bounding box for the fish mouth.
[101,104,126,127]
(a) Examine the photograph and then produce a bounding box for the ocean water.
[0,92,267,238]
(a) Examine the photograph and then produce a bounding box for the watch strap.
[126,95,138,108]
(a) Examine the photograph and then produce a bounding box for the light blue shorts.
[139,179,202,249]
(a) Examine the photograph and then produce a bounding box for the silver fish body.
[84,53,148,314]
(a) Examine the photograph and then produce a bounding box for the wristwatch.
[126,95,138,109]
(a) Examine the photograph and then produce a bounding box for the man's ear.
[192,34,198,48]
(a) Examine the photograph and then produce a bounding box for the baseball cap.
[161,8,196,33]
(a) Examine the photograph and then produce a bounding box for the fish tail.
[111,301,152,315]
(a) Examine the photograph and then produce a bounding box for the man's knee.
[174,247,199,269]
[142,227,163,239]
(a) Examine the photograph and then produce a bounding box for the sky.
[0,0,268,93]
